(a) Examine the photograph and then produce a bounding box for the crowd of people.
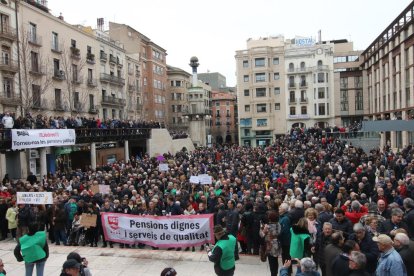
[0,126,413,275]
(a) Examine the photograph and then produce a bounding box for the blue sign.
[295,37,315,46]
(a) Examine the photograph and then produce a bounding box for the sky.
[48,0,411,87]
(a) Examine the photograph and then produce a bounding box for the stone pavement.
[0,240,273,275]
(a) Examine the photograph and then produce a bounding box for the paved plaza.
[0,240,271,275]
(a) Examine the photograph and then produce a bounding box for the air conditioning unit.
[30,149,39,159]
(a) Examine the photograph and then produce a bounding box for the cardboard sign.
[17,192,53,205]
[80,213,97,228]
[158,164,169,172]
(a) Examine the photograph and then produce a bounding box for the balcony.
[73,102,84,112]
[72,75,83,85]
[287,67,312,74]
[300,81,308,88]
[100,73,125,86]
[0,92,20,106]
[53,70,66,81]
[32,98,49,110]
[28,33,42,46]
[0,26,17,41]
[0,58,18,74]
[101,95,126,106]
[53,102,65,112]
[87,78,98,87]
[289,98,297,105]
[100,51,108,61]
[88,105,99,114]
[70,47,81,60]
[109,54,117,64]
[86,53,95,64]
[51,42,62,53]
[300,97,308,103]
[288,83,296,88]
[30,65,46,76]
[128,83,136,92]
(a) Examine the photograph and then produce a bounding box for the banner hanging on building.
[101,213,214,247]
[11,129,76,150]
[17,192,53,205]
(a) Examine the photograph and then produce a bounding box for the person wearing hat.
[60,259,81,276]
[160,267,177,276]
[373,234,407,276]
[207,225,236,276]
[67,252,92,276]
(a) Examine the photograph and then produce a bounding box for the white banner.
[199,174,213,185]
[17,192,53,205]
[101,213,214,247]
[158,164,169,172]
[12,129,76,150]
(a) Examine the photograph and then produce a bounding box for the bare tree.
[18,26,53,116]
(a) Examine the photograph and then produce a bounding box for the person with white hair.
[393,233,414,276]
[373,234,407,276]
[279,257,320,276]
[289,200,305,226]
[278,203,292,272]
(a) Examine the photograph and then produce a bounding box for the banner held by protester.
[101,213,214,247]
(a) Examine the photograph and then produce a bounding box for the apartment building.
[361,1,414,148]
[108,22,168,125]
[235,36,286,146]
[167,65,191,132]
[332,40,365,127]
[125,54,142,120]
[211,91,237,144]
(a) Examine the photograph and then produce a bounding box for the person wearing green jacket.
[207,225,236,276]
[14,223,49,276]
[290,217,312,259]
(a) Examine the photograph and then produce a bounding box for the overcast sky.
[48,0,411,87]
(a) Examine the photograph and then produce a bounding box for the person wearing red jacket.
[0,187,11,199]
[341,200,368,224]
[314,176,325,192]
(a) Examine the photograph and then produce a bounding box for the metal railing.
[28,33,42,46]
[0,58,18,72]
[101,95,126,106]
[0,26,17,40]
[100,73,125,85]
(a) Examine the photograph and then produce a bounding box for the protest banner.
[101,213,214,247]
[158,164,169,172]
[99,185,110,194]
[12,129,76,150]
[17,192,53,205]
[198,174,212,185]
[189,175,200,184]
[80,214,97,228]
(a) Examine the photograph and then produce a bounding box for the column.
[124,140,129,162]
[91,142,96,170]
[40,147,47,177]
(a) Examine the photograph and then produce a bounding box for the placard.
[101,213,214,247]
[80,213,97,228]
[158,164,169,172]
[198,174,212,185]
[99,185,110,194]
[17,192,53,205]
[12,129,76,150]
[189,176,200,184]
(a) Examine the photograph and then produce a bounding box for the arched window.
[300,62,305,70]
[317,60,323,68]
[289,63,294,72]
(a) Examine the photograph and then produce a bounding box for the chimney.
[58,13,64,21]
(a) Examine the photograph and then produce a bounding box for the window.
[255,58,265,67]
[355,89,363,110]
[257,119,267,126]
[273,58,279,65]
[244,105,250,112]
[318,73,325,83]
[72,64,78,82]
[53,59,60,75]
[318,87,325,99]
[289,91,295,102]
[290,106,296,115]
[354,76,362,88]
[340,77,348,88]
[54,89,62,108]
[301,106,307,115]
[256,104,266,113]
[275,103,281,110]
[300,75,306,86]
[3,78,12,97]
[244,129,250,136]
[89,94,94,109]
[274,87,280,95]
[317,60,323,68]
[243,60,249,68]
[71,39,76,48]
[340,90,348,111]
[289,76,295,87]
[52,32,59,51]
[300,62,306,70]
[30,51,39,72]
[29,22,37,43]
[244,89,249,96]
[215,102,220,106]
[273,73,280,80]
[318,103,326,115]
[243,75,249,82]
[32,84,41,107]
[288,63,294,72]
[255,73,265,82]
[73,91,80,106]
[256,88,266,97]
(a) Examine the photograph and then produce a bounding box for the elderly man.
[373,234,407,276]
[280,258,320,276]
[348,251,370,276]
[350,223,379,275]
[380,208,408,236]
[393,233,414,276]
